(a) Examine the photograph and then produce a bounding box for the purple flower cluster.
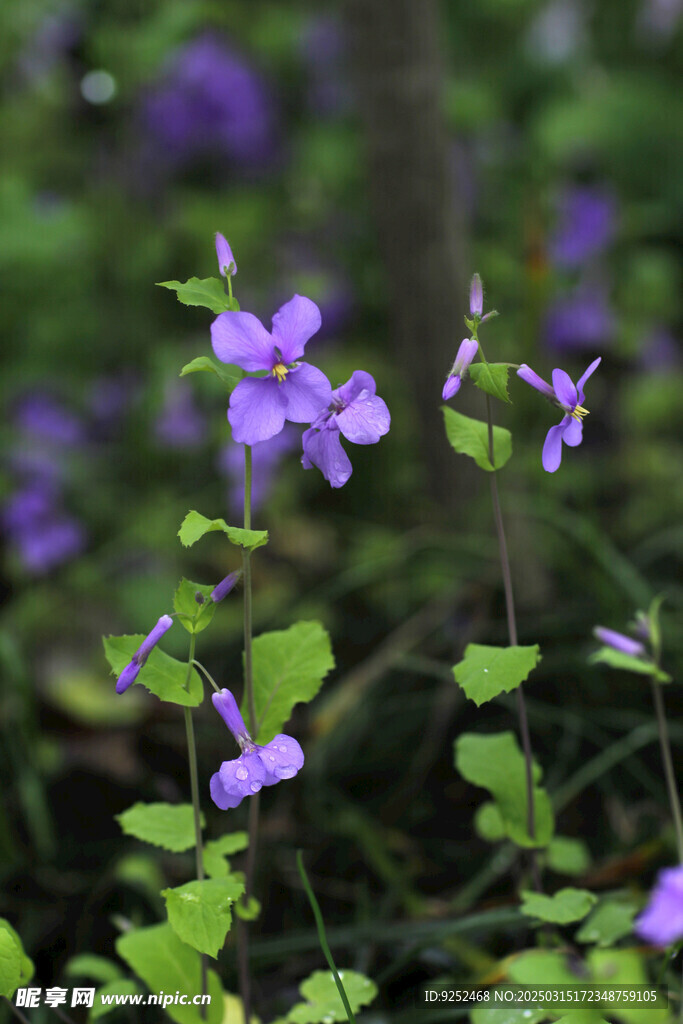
[517,358,601,472]
[210,689,304,810]
[549,186,617,270]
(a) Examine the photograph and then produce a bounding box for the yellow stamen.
[571,404,589,421]
[271,362,288,383]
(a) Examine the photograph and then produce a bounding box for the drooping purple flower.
[218,425,301,515]
[154,385,206,449]
[549,186,617,269]
[593,626,646,658]
[209,688,304,810]
[470,274,483,317]
[301,371,390,488]
[116,614,174,694]
[212,295,332,445]
[216,233,236,277]
[211,571,241,603]
[442,338,479,400]
[545,281,615,352]
[635,866,683,946]
[517,357,601,472]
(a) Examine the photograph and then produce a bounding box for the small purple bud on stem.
[195,592,205,605]
[212,688,251,745]
[116,614,173,695]
[517,364,557,402]
[442,338,478,401]
[442,374,462,400]
[211,570,242,603]
[594,626,646,658]
[215,232,237,278]
[116,661,141,694]
[469,273,483,317]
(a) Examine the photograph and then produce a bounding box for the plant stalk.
[650,680,683,863]
[183,634,208,1018]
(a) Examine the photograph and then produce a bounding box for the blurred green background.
[1,0,681,1018]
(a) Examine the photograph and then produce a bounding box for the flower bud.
[212,688,251,745]
[215,232,237,278]
[469,273,483,317]
[593,626,646,658]
[211,570,241,603]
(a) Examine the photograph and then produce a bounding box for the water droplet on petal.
[235,767,248,781]
[250,781,262,793]
[279,745,288,752]
[269,755,276,761]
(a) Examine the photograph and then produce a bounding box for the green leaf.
[90,980,143,1019]
[173,579,217,635]
[249,621,335,744]
[157,277,231,315]
[453,644,541,706]
[442,406,512,471]
[179,356,242,393]
[0,919,33,990]
[454,732,554,847]
[178,511,268,552]
[546,837,591,876]
[472,1006,547,1024]
[103,636,203,707]
[474,802,506,842]
[575,898,639,947]
[508,949,582,985]
[162,877,244,959]
[287,969,378,1024]
[0,927,23,1000]
[116,803,203,853]
[587,948,668,1024]
[65,954,122,984]
[202,833,249,879]
[589,647,671,683]
[469,362,512,404]
[116,922,223,1024]
[521,887,597,925]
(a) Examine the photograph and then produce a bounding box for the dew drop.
[523,1012,534,1019]
[235,767,248,781]
[278,745,288,753]
[250,781,262,793]
[483,668,489,673]
[269,755,276,761]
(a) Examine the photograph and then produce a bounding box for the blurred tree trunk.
[344,0,469,503]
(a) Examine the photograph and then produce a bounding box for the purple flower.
[2,482,85,575]
[301,371,390,488]
[211,571,241,603]
[635,866,683,946]
[116,614,174,694]
[218,426,301,515]
[216,233,236,277]
[442,338,479,400]
[209,688,304,810]
[15,392,85,446]
[549,186,617,269]
[470,274,483,317]
[545,281,615,353]
[154,385,206,449]
[517,357,601,472]
[211,295,332,445]
[593,626,646,658]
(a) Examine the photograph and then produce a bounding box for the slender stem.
[484,393,541,890]
[3,998,32,1024]
[183,634,207,1019]
[192,659,221,694]
[650,680,683,863]
[243,445,256,734]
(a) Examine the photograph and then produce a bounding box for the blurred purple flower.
[635,865,683,945]
[302,370,390,488]
[116,614,174,694]
[545,281,616,352]
[14,392,85,446]
[211,295,332,445]
[154,385,206,449]
[638,0,682,39]
[526,0,586,64]
[2,482,85,574]
[87,372,141,438]
[639,326,679,371]
[210,688,304,810]
[549,186,617,269]
[300,14,351,116]
[17,11,81,82]
[218,425,301,516]
[593,626,646,658]
[517,357,600,472]
[141,33,278,169]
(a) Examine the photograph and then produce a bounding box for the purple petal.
[442,375,461,400]
[281,363,332,423]
[211,571,241,603]
[302,426,352,488]
[336,391,390,445]
[211,311,273,372]
[517,364,555,401]
[552,368,578,409]
[593,627,646,658]
[469,273,483,316]
[210,771,244,810]
[215,232,236,277]
[134,615,173,664]
[258,733,305,785]
[542,420,568,473]
[453,338,479,375]
[212,688,251,743]
[576,356,601,405]
[228,377,287,445]
[334,369,376,406]
[271,295,322,364]
[562,416,583,447]
[218,751,267,803]
[116,661,140,694]
[635,866,683,946]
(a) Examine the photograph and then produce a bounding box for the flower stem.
[650,679,683,863]
[484,393,541,891]
[191,659,221,694]
[182,634,207,1019]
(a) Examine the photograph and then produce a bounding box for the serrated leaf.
[202,833,249,879]
[157,277,231,314]
[442,406,512,471]
[103,636,203,706]
[575,898,639,947]
[162,877,244,959]
[179,356,242,393]
[546,837,591,877]
[0,928,23,1000]
[453,644,541,706]
[178,511,268,552]
[248,621,334,744]
[0,918,33,989]
[116,803,203,853]
[521,887,597,925]
[116,922,223,1024]
[589,647,671,683]
[91,979,143,1019]
[469,362,512,404]
[173,579,217,635]
[455,732,554,848]
[474,802,506,842]
[287,969,377,1024]
[65,954,122,984]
